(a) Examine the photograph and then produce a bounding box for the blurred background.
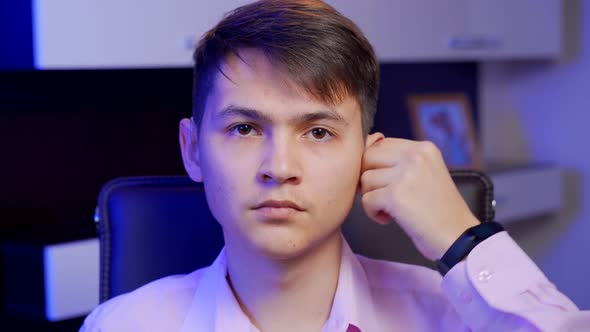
[1,0,588,330]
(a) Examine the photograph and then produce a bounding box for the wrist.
[435,221,505,276]
[434,215,480,259]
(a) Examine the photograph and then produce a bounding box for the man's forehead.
[221,49,278,77]
[207,50,360,120]
[214,50,306,99]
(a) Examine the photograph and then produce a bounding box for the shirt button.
[478,269,493,282]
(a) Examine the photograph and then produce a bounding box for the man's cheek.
[322,175,357,205]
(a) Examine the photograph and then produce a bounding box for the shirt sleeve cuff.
[441,231,582,330]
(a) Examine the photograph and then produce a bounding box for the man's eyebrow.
[294,109,348,126]
[217,104,348,125]
[217,105,272,123]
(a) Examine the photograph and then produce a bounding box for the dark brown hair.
[192,0,379,135]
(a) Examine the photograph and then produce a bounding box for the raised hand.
[359,133,480,261]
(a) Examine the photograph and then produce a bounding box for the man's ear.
[365,131,385,149]
[179,118,203,182]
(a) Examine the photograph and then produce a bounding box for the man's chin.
[249,229,342,262]
[253,237,316,261]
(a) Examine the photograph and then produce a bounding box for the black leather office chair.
[95,171,494,303]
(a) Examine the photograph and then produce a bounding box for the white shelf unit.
[33,0,562,69]
[490,165,562,224]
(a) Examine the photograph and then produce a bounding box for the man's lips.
[252,200,304,219]
[252,200,304,211]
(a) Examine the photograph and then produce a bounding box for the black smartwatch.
[435,221,505,276]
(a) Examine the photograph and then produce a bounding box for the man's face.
[181,49,366,260]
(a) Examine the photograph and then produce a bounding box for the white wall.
[480,0,590,309]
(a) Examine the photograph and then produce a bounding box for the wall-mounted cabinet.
[33,0,562,69]
[330,0,562,62]
[489,164,563,224]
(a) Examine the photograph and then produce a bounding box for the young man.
[82,0,590,331]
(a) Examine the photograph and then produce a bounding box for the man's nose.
[257,134,302,186]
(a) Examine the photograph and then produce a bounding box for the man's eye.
[306,128,333,141]
[230,124,257,136]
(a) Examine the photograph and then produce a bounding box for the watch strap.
[436,221,505,276]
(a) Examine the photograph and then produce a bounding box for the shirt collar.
[179,247,254,332]
[180,235,378,332]
[325,236,379,332]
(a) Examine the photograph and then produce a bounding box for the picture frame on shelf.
[407,93,482,170]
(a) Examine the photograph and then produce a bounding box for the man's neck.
[224,230,343,332]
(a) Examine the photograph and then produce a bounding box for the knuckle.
[421,141,441,157]
[360,170,371,183]
[361,191,373,207]
[359,175,370,193]
[409,152,425,165]
[387,184,400,198]
[394,167,413,188]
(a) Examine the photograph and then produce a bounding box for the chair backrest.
[95,171,494,303]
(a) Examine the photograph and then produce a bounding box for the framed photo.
[407,94,482,170]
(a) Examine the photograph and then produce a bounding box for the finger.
[361,187,394,225]
[360,168,394,195]
[361,137,415,172]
